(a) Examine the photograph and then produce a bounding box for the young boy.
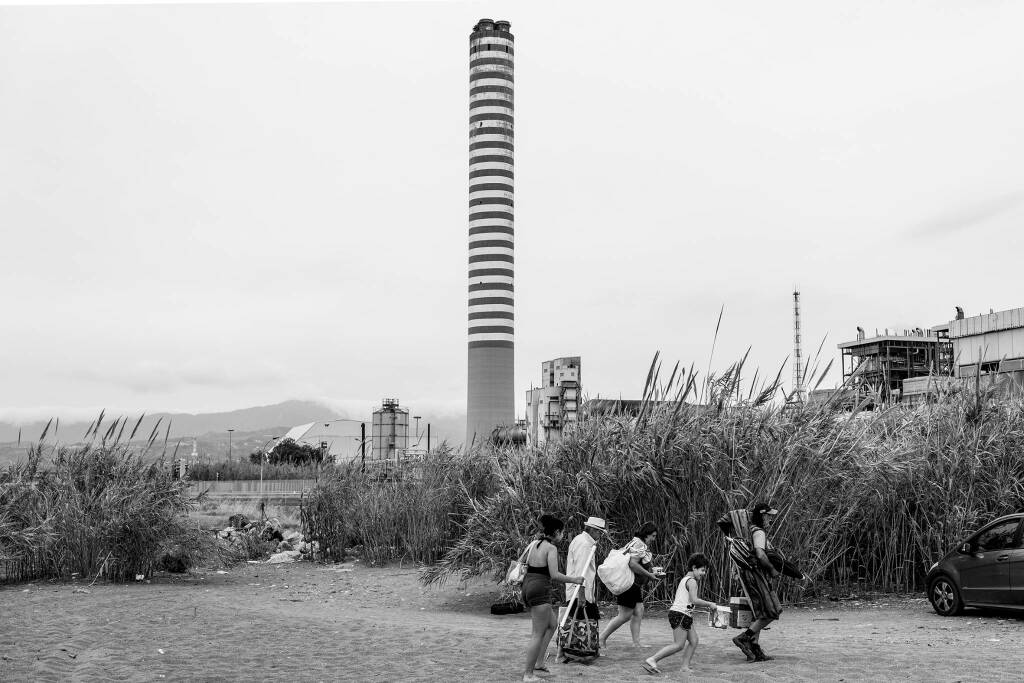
[641,553,717,674]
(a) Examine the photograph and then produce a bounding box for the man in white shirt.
[557,516,605,662]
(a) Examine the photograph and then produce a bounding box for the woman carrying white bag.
[598,522,663,649]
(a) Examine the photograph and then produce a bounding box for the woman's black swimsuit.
[521,542,557,608]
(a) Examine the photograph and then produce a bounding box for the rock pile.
[216,514,319,564]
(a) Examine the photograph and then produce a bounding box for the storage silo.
[371,398,409,462]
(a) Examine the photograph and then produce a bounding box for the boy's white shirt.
[669,572,698,615]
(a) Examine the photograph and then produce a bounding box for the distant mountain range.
[0,400,465,465]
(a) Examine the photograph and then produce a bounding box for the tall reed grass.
[187,460,322,481]
[299,351,1024,602]
[0,420,217,582]
[301,446,495,565]
[420,355,1024,602]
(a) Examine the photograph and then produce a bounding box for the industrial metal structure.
[466,18,516,445]
[525,357,581,447]
[792,289,805,403]
[838,329,951,403]
[372,399,409,462]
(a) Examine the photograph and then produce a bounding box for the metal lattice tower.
[792,289,805,402]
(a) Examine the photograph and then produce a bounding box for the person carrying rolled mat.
[718,502,783,663]
[521,514,585,683]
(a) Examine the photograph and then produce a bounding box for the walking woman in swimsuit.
[521,514,585,682]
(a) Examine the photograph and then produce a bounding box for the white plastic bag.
[597,547,634,595]
[506,540,537,586]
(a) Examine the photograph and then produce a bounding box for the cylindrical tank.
[372,398,409,461]
[491,424,526,446]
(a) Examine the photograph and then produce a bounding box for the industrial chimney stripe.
[466,19,515,444]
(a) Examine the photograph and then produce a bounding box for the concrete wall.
[953,327,1024,368]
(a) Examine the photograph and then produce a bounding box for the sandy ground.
[2,561,1023,682]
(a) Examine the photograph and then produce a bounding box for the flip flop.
[641,661,661,675]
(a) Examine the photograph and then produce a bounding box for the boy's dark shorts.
[667,610,693,630]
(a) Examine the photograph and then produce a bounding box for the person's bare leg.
[630,602,645,646]
[679,627,699,670]
[599,606,633,648]
[523,605,549,680]
[535,607,557,671]
[645,627,685,670]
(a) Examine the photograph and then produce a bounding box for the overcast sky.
[1,0,1022,424]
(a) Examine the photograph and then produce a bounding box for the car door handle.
[997,554,1010,561]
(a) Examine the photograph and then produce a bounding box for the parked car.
[926,513,1024,616]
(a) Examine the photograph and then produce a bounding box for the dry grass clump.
[0,424,216,582]
[188,460,322,481]
[301,447,496,565]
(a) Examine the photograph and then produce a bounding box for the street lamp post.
[227,429,235,462]
[259,436,280,499]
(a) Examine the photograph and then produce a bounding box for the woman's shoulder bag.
[506,540,537,586]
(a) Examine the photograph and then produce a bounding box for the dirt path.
[2,561,1022,681]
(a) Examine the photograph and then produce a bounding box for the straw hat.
[584,516,607,530]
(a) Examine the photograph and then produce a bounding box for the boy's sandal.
[641,661,662,675]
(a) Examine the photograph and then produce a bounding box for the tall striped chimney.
[466,18,514,445]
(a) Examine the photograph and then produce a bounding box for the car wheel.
[929,575,964,616]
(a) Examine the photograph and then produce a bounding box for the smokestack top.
[473,18,512,34]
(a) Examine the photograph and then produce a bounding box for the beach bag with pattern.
[597,546,634,595]
[557,584,599,659]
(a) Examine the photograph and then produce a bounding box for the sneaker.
[732,634,757,661]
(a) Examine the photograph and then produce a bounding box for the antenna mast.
[793,289,805,403]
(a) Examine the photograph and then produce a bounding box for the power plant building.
[466,18,515,444]
[829,307,1024,406]
[837,328,950,403]
[903,307,1024,403]
[525,357,581,447]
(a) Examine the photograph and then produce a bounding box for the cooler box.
[729,596,752,629]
